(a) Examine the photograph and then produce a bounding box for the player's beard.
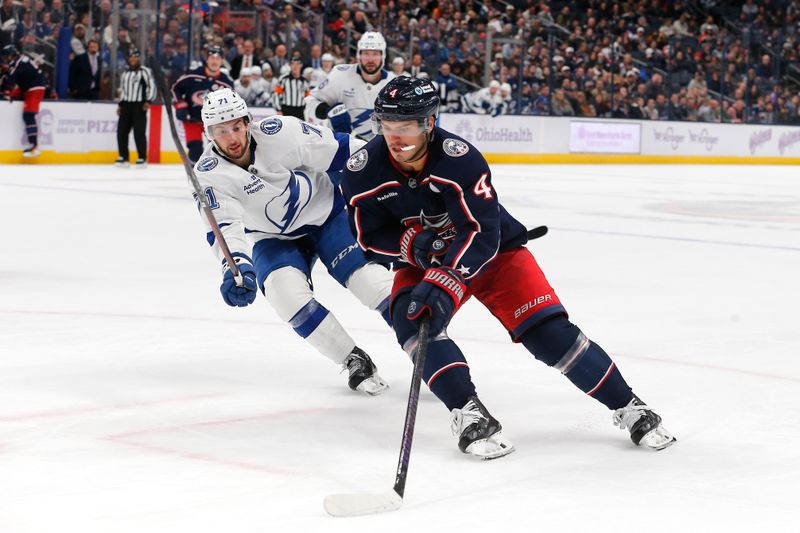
[360,62,381,76]
[221,135,249,162]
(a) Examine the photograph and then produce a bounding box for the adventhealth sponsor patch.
[443,138,469,157]
[346,149,368,171]
[260,118,282,135]
[197,157,218,172]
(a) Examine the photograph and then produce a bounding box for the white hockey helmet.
[201,88,251,139]
[356,31,386,65]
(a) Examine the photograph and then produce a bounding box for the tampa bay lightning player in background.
[192,87,394,395]
[341,77,676,458]
[304,32,395,141]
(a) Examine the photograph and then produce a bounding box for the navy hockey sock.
[377,296,392,327]
[420,338,475,411]
[393,293,475,410]
[23,112,37,145]
[187,140,203,163]
[521,317,633,410]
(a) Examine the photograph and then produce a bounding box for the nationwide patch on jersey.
[197,156,218,172]
[260,118,282,135]
[346,149,368,171]
[443,138,469,157]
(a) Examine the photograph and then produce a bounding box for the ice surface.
[1,163,798,533]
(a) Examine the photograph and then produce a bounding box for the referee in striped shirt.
[116,48,157,168]
[272,57,309,119]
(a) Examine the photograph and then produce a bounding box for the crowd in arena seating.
[3,0,800,124]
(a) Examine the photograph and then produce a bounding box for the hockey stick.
[527,225,548,241]
[150,58,243,284]
[324,316,431,517]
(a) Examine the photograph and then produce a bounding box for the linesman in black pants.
[272,57,309,119]
[116,48,157,168]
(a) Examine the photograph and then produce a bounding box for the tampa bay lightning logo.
[265,170,313,233]
[197,156,218,172]
[260,118,282,135]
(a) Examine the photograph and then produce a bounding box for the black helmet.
[373,76,439,131]
[205,45,224,58]
[1,44,19,59]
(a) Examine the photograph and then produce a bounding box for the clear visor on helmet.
[371,115,431,136]
[206,117,249,141]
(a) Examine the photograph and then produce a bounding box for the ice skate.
[450,396,514,460]
[342,347,388,395]
[22,144,40,158]
[134,158,147,169]
[613,395,676,451]
[114,157,130,168]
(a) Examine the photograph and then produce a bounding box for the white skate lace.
[612,402,649,430]
[450,401,485,436]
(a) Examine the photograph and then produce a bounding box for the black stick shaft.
[392,316,430,499]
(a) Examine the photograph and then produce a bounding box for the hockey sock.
[23,112,37,145]
[288,298,355,363]
[420,338,476,411]
[377,296,392,327]
[521,316,633,410]
[187,140,204,163]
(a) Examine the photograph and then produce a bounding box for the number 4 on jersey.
[473,172,493,200]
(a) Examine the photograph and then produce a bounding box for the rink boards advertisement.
[2,100,800,164]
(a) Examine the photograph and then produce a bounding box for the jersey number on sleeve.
[193,187,220,210]
[301,122,323,137]
[473,172,493,200]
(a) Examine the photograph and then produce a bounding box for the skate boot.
[134,158,147,169]
[114,157,130,168]
[613,395,676,451]
[342,347,388,395]
[450,396,514,460]
[22,144,40,158]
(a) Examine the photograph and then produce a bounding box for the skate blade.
[464,431,515,460]
[639,426,677,451]
[355,374,389,396]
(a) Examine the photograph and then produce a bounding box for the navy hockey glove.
[399,224,450,269]
[220,261,258,307]
[407,266,467,337]
[327,104,352,134]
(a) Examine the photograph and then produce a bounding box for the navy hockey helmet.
[205,45,224,58]
[1,44,19,59]
[372,76,439,135]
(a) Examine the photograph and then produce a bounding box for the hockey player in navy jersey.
[304,32,395,141]
[341,77,676,459]
[192,87,395,395]
[1,45,47,157]
[172,46,234,163]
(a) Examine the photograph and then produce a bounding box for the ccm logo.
[513,294,553,319]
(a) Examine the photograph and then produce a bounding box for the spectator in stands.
[231,39,255,80]
[551,88,575,116]
[69,38,101,100]
[391,56,409,77]
[0,0,19,48]
[270,43,289,76]
[71,23,87,55]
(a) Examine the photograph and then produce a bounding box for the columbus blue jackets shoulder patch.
[442,138,469,157]
[346,149,368,171]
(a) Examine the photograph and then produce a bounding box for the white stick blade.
[323,490,403,517]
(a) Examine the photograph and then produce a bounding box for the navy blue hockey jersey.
[341,127,528,281]
[6,55,46,95]
[171,66,234,122]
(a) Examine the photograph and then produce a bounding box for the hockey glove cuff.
[220,257,258,307]
[407,266,467,337]
[399,225,450,269]
[327,104,352,134]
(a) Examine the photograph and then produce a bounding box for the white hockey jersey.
[461,87,503,115]
[192,116,364,265]
[304,64,395,140]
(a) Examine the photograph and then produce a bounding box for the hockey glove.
[407,266,467,337]
[327,104,352,134]
[220,261,258,307]
[399,224,450,269]
[174,101,189,121]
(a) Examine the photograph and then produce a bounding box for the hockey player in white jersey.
[461,80,504,116]
[304,32,395,141]
[193,88,394,394]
